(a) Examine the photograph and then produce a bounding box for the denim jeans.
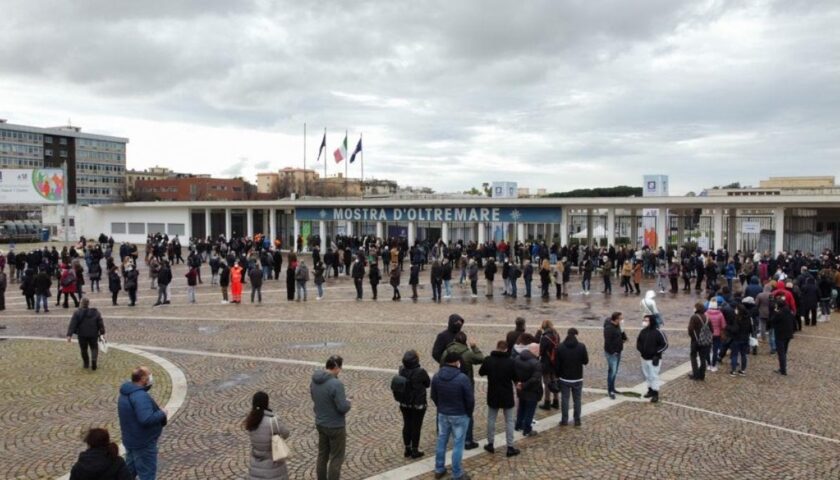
[510,280,517,297]
[581,276,591,291]
[262,266,271,280]
[515,399,537,434]
[444,279,451,296]
[35,294,48,312]
[487,406,515,447]
[251,285,262,303]
[559,380,582,423]
[316,283,324,297]
[730,340,748,372]
[525,280,532,297]
[125,442,158,480]
[768,328,776,352]
[711,336,722,366]
[435,414,469,479]
[187,286,196,303]
[605,352,621,393]
[297,281,307,301]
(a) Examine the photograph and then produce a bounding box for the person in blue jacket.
[118,366,168,480]
[431,351,475,480]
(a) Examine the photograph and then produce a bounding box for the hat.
[742,297,755,305]
[444,351,462,364]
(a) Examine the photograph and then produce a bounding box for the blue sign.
[295,207,561,223]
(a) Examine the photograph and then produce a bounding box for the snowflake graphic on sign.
[319,209,328,219]
[509,209,522,222]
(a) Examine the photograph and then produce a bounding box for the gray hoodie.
[310,370,352,428]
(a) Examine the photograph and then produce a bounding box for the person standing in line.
[396,350,430,459]
[310,355,352,480]
[88,259,102,293]
[66,298,105,371]
[430,259,443,302]
[351,254,365,301]
[467,258,479,298]
[185,265,198,304]
[484,258,497,297]
[513,339,542,436]
[603,312,627,399]
[124,264,138,307]
[705,299,726,372]
[218,261,230,304]
[249,262,263,304]
[478,340,520,458]
[505,317,526,357]
[636,314,669,403]
[539,259,551,299]
[296,260,309,302]
[632,259,643,295]
[601,256,612,294]
[555,328,588,426]
[153,260,172,306]
[243,391,291,480]
[58,264,80,309]
[728,304,753,376]
[440,332,484,450]
[108,266,122,306]
[431,351,474,480]
[286,254,297,301]
[770,294,796,376]
[314,261,326,300]
[640,290,663,326]
[0,268,7,311]
[389,263,401,301]
[409,261,420,300]
[688,302,712,380]
[368,260,381,301]
[20,267,35,310]
[118,366,168,480]
[538,320,560,410]
[522,260,533,298]
[230,261,244,304]
[432,314,465,364]
[69,428,131,480]
[34,266,51,313]
[442,258,453,299]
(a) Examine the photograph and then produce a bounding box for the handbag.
[748,335,758,348]
[98,336,109,354]
[270,416,291,461]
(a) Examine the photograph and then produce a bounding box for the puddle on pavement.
[216,373,252,390]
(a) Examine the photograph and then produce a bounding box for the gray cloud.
[1,0,838,193]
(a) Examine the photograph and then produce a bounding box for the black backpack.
[390,370,412,403]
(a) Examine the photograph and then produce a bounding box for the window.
[111,222,126,234]
[128,223,145,234]
[59,138,67,145]
[167,223,185,236]
[45,136,53,144]
[45,149,53,156]
[59,150,68,158]
[147,222,165,235]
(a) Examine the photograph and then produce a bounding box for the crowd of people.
[38,232,839,479]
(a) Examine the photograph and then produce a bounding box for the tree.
[481,182,491,196]
[464,187,482,195]
[543,186,642,198]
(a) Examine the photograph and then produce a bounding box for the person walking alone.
[66,298,105,371]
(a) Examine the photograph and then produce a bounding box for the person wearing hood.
[243,391,291,480]
[756,283,775,353]
[310,355,351,480]
[118,366,168,479]
[603,312,627,399]
[66,298,105,371]
[69,428,130,480]
[688,303,712,380]
[744,276,763,300]
[397,350,431,459]
[478,340,520,458]
[799,276,819,327]
[484,257,497,297]
[770,294,796,375]
[432,314,464,363]
[705,298,726,372]
[513,340,542,436]
[640,290,663,327]
[728,304,753,376]
[554,328,589,426]
[440,332,484,450]
[431,351,474,480]
[636,315,668,403]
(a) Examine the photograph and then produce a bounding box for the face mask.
[144,374,154,391]
[642,320,650,328]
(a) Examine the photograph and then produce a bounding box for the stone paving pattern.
[2,258,839,478]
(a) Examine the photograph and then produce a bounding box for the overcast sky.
[1,0,838,194]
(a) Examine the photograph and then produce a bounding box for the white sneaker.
[316,296,322,301]
[709,366,718,372]
[221,300,228,304]
[471,294,477,298]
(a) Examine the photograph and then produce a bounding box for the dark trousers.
[805,307,817,326]
[560,380,583,423]
[78,336,99,367]
[25,294,35,309]
[669,277,678,293]
[555,283,562,298]
[690,342,710,379]
[392,286,401,300]
[127,288,137,306]
[354,278,363,299]
[470,279,477,295]
[777,337,791,374]
[111,291,119,305]
[432,281,442,301]
[400,407,426,449]
[316,425,346,480]
[59,292,79,308]
[370,283,378,300]
[515,399,537,434]
[603,276,611,293]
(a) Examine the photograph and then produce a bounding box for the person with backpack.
[314,261,326,300]
[513,338,541,436]
[58,264,80,309]
[392,350,430,459]
[688,302,712,380]
[538,320,560,410]
[66,298,105,371]
[554,328,589,426]
[478,340,520,458]
[603,312,628,399]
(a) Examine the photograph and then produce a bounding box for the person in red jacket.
[58,265,80,309]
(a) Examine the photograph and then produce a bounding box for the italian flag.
[334,134,347,163]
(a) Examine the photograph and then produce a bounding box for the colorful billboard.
[0,169,64,204]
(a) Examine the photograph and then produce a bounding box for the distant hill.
[543,186,642,198]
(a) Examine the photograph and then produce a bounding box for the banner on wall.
[301,221,311,245]
[741,221,761,234]
[295,206,561,224]
[0,169,64,204]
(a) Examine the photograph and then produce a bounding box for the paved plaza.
[2,258,840,479]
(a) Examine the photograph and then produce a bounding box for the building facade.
[0,120,127,205]
[134,177,252,202]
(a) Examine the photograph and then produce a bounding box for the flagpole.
[360,132,364,199]
[344,129,348,197]
[323,128,327,181]
[303,122,307,197]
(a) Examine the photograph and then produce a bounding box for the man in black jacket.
[478,340,520,457]
[432,314,464,363]
[636,315,669,403]
[66,298,105,370]
[153,260,172,306]
[771,295,796,375]
[484,258,497,297]
[555,328,589,426]
[603,312,627,399]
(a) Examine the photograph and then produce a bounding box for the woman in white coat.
[244,391,291,480]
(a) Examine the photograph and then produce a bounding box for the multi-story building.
[134,176,254,201]
[0,119,128,204]
[125,166,198,198]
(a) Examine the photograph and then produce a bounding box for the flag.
[349,137,362,163]
[316,132,326,161]
[334,134,347,163]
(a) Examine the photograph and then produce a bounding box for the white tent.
[571,225,607,239]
